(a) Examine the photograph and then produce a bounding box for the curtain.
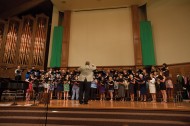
[50,26,63,67]
[140,21,156,65]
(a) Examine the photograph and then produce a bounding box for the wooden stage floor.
[0,100,190,111]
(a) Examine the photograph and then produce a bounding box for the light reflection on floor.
[0,100,190,111]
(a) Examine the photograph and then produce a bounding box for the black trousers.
[79,79,91,103]
[90,88,97,100]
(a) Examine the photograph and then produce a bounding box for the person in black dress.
[161,63,169,78]
[134,72,140,101]
[56,75,63,100]
[157,71,167,102]
[128,74,135,101]
[107,76,114,101]
[138,74,147,102]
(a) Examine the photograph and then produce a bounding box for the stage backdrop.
[68,8,134,66]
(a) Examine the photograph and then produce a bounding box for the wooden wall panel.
[61,11,71,67]
[167,63,190,82]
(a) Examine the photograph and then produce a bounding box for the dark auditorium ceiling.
[51,0,150,11]
[0,0,149,19]
[0,0,53,19]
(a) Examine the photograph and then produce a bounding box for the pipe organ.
[0,14,49,79]
[3,17,21,64]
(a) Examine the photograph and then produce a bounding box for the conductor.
[78,61,96,104]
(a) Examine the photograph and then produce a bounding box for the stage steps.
[0,106,190,126]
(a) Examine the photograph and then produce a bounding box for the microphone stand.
[44,92,50,126]
[31,79,39,106]
[12,90,18,105]
[31,92,38,106]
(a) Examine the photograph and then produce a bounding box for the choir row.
[23,65,177,103]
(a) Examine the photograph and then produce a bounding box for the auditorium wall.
[68,8,134,66]
[147,0,190,65]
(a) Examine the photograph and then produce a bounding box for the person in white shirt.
[78,61,96,104]
[149,73,156,102]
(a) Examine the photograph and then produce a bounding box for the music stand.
[12,75,21,105]
[44,92,50,126]
[12,68,25,105]
[31,79,39,106]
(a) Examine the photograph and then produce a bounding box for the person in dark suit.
[78,61,96,104]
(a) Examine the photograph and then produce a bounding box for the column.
[61,11,71,67]
[131,5,142,66]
